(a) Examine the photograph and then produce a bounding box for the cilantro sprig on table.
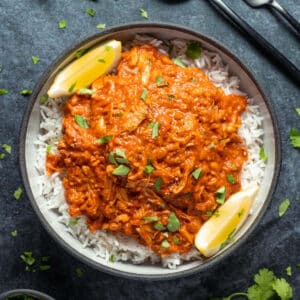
[212,268,293,300]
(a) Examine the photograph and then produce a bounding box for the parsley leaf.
[74,115,89,128]
[290,128,300,148]
[173,57,186,68]
[58,19,67,29]
[13,187,23,200]
[31,56,40,64]
[96,23,106,29]
[272,278,293,300]
[140,8,148,19]
[185,41,202,59]
[85,8,96,17]
[2,144,11,154]
[278,198,290,217]
[259,147,268,162]
[0,89,8,95]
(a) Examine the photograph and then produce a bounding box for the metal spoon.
[244,0,300,34]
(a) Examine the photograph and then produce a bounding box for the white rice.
[35,35,265,269]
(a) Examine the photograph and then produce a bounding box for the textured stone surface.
[0,0,299,299]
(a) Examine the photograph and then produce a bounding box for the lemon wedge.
[195,184,259,257]
[48,40,122,98]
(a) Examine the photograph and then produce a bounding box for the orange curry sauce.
[47,45,248,256]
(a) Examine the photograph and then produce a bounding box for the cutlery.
[244,0,300,34]
[209,0,300,85]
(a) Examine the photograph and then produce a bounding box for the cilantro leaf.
[2,143,11,154]
[96,23,106,29]
[295,108,300,117]
[20,89,32,96]
[0,89,8,95]
[13,187,23,200]
[259,147,268,162]
[185,41,202,59]
[278,198,290,217]
[290,128,300,148]
[140,8,148,19]
[58,20,67,29]
[31,56,40,64]
[173,57,186,68]
[85,8,96,17]
[272,278,293,300]
[74,115,89,128]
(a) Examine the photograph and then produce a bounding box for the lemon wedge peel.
[195,184,259,257]
[47,40,122,98]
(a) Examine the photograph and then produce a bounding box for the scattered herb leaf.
[105,45,112,52]
[20,89,32,96]
[278,198,290,217]
[85,8,96,16]
[13,187,23,200]
[0,89,8,95]
[75,267,83,278]
[140,8,148,19]
[144,164,155,175]
[2,144,11,154]
[20,251,36,266]
[238,208,245,218]
[98,58,106,63]
[74,115,89,128]
[153,222,166,231]
[226,174,236,184]
[295,108,300,117]
[46,144,52,154]
[96,23,106,29]
[191,168,202,180]
[161,240,170,248]
[173,237,181,245]
[155,75,167,87]
[173,57,186,68]
[167,212,180,232]
[272,278,293,300]
[109,254,115,262]
[220,228,235,250]
[143,216,158,222]
[259,147,268,161]
[68,82,76,93]
[79,88,95,95]
[39,95,48,104]
[148,122,160,138]
[112,165,131,176]
[141,88,148,101]
[74,48,88,58]
[215,186,226,204]
[0,153,5,159]
[11,230,18,237]
[68,217,80,226]
[31,56,40,64]
[185,41,202,59]
[286,266,292,277]
[58,19,67,29]
[290,128,300,148]
[40,265,51,271]
[97,135,112,144]
[154,177,163,191]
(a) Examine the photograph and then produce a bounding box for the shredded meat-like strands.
[47,45,248,256]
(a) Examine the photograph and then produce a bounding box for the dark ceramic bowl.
[0,289,55,300]
[19,23,280,280]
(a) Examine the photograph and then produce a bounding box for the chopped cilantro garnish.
[74,115,89,128]
[162,232,169,238]
[238,208,245,218]
[185,41,202,59]
[286,266,292,276]
[168,95,175,101]
[215,186,226,204]
[85,8,96,16]
[20,251,36,266]
[112,165,131,176]
[155,75,167,87]
[259,146,268,161]
[40,265,51,271]
[148,122,160,138]
[167,212,180,232]
[209,142,215,149]
[97,135,112,144]
[184,192,192,198]
[144,164,155,175]
[68,82,77,93]
[11,230,18,237]
[46,144,52,154]
[74,48,89,58]
[153,222,166,231]
[154,177,163,191]
[79,88,95,95]
[173,237,181,245]
[68,217,80,226]
[2,144,11,154]
[31,56,40,64]
[0,89,8,95]
[0,153,5,159]
[278,198,290,217]
[226,173,236,184]
[98,58,106,63]
[75,267,83,278]
[20,89,32,96]
[105,45,112,52]
[191,168,202,180]
[96,23,106,29]
[142,216,158,222]
[290,128,300,148]
[161,240,170,248]
[13,187,23,200]
[58,19,67,29]
[139,8,148,19]
[173,57,186,68]
[141,88,148,101]
[296,108,300,116]
[109,254,115,262]
[220,228,235,250]
[39,95,48,104]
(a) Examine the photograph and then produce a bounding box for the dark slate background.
[0,0,299,299]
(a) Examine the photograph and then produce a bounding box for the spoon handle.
[271,0,300,34]
[209,0,300,85]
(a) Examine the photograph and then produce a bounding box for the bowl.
[0,289,55,300]
[19,23,280,280]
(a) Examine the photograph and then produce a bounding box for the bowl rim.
[19,21,281,281]
[0,289,55,300]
